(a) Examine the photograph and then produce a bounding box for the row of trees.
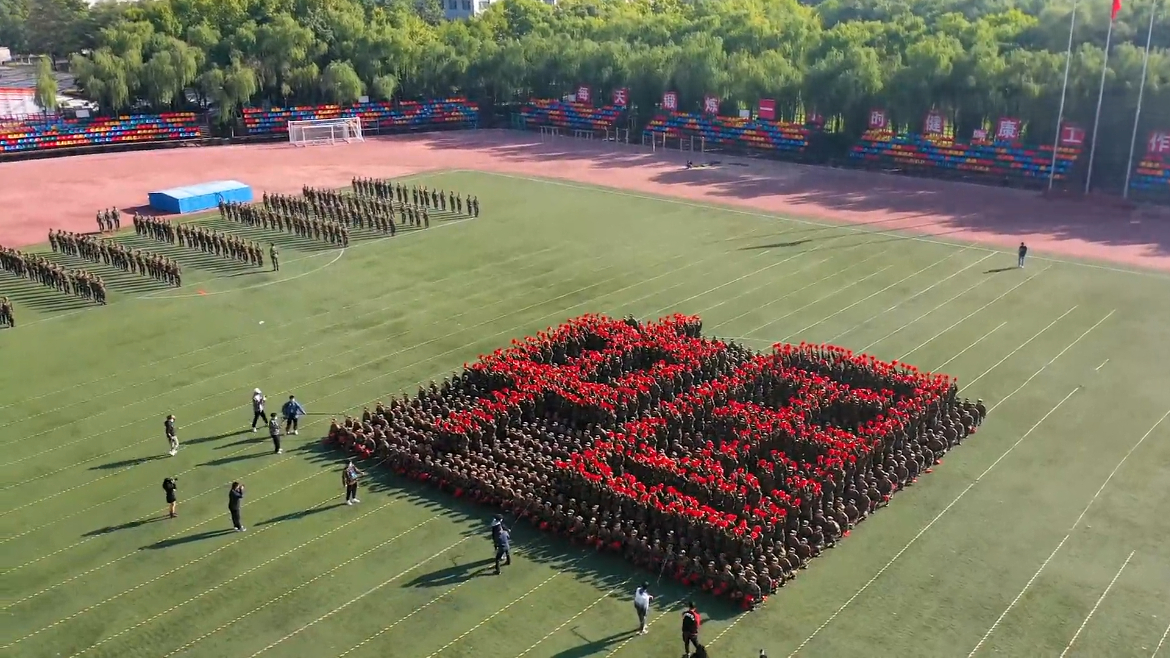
[0,0,1166,188]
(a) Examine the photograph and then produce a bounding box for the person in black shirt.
[228,482,245,531]
[681,601,702,657]
[162,477,178,518]
[1018,242,1028,268]
[165,414,178,456]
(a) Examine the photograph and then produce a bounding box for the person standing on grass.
[681,601,702,657]
[250,388,266,432]
[343,459,363,505]
[228,481,245,531]
[165,414,179,456]
[0,296,14,328]
[270,243,279,272]
[282,395,306,435]
[634,583,654,635]
[268,413,283,454]
[493,522,512,575]
[163,477,178,518]
[1018,242,1028,268]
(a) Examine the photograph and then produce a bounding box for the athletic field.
[3,171,1168,658]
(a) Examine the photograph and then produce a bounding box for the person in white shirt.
[250,388,266,432]
[634,583,653,635]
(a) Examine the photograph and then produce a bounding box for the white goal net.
[288,117,364,147]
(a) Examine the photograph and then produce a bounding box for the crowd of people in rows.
[48,229,182,287]
[134,213,268,268]
[326,314,984,608]
[223,200,352,247]
[349,178,481,218]
[0,246,107,303]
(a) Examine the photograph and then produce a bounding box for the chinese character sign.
[575,85,592,104]
[662,91,678,112]
[923,110,945,135]
[868,109,888,130]
[972,128,988,142]
[1148,131,1170,156]
[1060,123,1085,147]
[612,88,628,107]
[758,98,776,121]
[995,117,1022,141]
[703,95,720,115]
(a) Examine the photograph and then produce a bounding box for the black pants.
[271,434,281,453]
[494,546,510,572]
[345,483,358,501]
[251,411,266,428]
[230,507,243,530]
[285,416,298,432]
[635,603,647,628]
[683,634,700,654]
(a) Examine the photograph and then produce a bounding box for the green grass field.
[3,171,1170,658]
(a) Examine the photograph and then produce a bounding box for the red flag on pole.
[1111,0,1121,20]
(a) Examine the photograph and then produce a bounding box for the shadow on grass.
[214,436,265,450]
[198,451,269,467]
[83,515,167,537]
[143,528,234,549]
[294,440,742,623]
[984,266,1019,274]
[90,454,167,471]
[186,429,253,446]
[256,503,346,526]
[404,557,497,588]
[550,630,640,658]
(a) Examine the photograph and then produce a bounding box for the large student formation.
[0,179,483,327]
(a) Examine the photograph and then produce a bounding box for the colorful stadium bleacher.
[520,99,623,132]
[242,99,478,136]
[0,112,201,154]
[1129,150,1170,195]
[850,130,1082,181]
[642,112,810,154]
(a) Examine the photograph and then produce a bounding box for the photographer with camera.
[228,481,245,531]
[162,476,178,518]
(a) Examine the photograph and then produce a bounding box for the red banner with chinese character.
[758,99,775,121]
[662,91,678,112]
[611,88,628,107]
[1060,123,1085,147]
[702,95,720,116]
[868,109,888,131]
[575,85,592,104]
[923,110,946,135]
[994,117,1022,142]
[1147,130,1170,156]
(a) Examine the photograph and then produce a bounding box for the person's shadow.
[550,629,639,658]
[142,528,235,549]
[403,557,496,588]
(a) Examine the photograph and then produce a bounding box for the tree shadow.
[549,629,641,658]
[89,454,167,471]
[83,515,168,537]
[403,557,497,588]
[143,528,235,549]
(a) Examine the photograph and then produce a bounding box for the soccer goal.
[288,117,364,147]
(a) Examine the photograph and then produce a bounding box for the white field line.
[741,264,897,337]
[827,252,996,343]
[711,249,895,331]
[786,387,1080,658]
[981,311,1115,410]
[515,581,629,658]
[932,322,1007,372]
[422,569,572,658]
[857,277,997,352]
[1,472,332,642]
[778,249,968,342]
[896,278,1058,361]
[967,409,1170,657]
[0,246,560,430]
[0,248,632,467]
[0,225,743,502]
[697,251,852,319]
[7,217,833,611]
[161,515,440,658]
[1152,620,1170,657]
[468,170,1170,281]
[243,537,472,658]
[65,498,410,658]
[1058,550,1135,658]
[1096,359,1110,371]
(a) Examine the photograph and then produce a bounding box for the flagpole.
[1122,2,1158,199]
[1048,0,1078,192]
[1084,13,1116,194]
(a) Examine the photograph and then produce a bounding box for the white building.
[443,0,555,20]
